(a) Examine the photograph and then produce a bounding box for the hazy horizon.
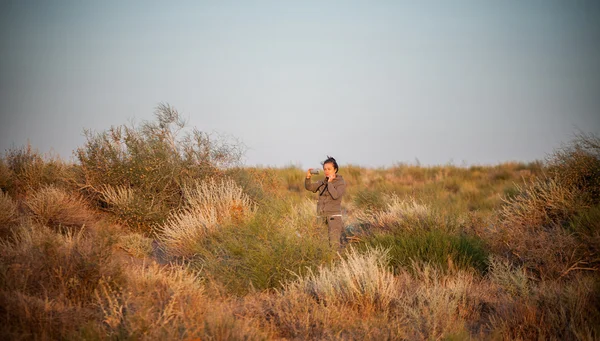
[1,1,599,168]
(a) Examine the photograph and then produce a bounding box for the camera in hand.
[310,169,320,175]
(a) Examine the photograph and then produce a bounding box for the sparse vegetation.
[1,108,598,340]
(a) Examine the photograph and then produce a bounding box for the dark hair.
[321,155,339,173]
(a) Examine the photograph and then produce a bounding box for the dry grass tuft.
[95,262,205,338]
[499,177,584,229]
[282,198,321,238]
[355,195,429,230]
[182,177,257,225]
[488,176,590,280]
[25,185,92,229]
[117,233,154,258]
[487,274,600,340]
[95,262,272,340]
[285,246,397,312]
[156,210,218,258]
[487,255,530,297]
[0,190,18,228]
[0,222,122,340]
[397,263,476,340]
[99,184,159,232]
[100,184,136,209]
[158,178,256,258]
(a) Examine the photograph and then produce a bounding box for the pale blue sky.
[1,1,599,167]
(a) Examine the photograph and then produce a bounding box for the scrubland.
[1,105,599,340]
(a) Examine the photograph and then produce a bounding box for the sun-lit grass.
[0,190,18,229]
[25,185,93,229]
[1,116,598,340]
[117,233,154,258]
[157,178,256,258]
[285,246,397,312]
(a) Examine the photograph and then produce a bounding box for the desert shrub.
[0,158,10,193]
[25,185,92,229]
[548,133,600,205]
[489,168,513,182]
[94,263,205,339]
[0,223,123,340]
[226,167,281,204]
[1,145,70,196]
[499,177,585,230]
[281,198,322,238]
[157,209,219,258]
[157,178,256,258]
[566,204,600,277]
[533,275,600,340]
[353,194,488,273]
[488,274,600,340]
[263,257,486,340]
[76,103,244,232]
[487,135,600,280]
[252,290,410,340]
[182,177,256,225]
[502,183,520,201]
[279,165,306,192]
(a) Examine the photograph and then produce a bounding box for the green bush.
[360,229,488,274]
[191,210,333,296]
[76,103,244,232]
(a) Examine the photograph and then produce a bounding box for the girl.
[305,156,346,250]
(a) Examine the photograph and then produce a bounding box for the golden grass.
[158,178,256,258]
[95,262,272,340]
[284,246,397,312]
[355,194,430,230]
[0,190,18,228]
[499,177,584,228]
[182,177,257,225]
[0,222,122,340]
[117,233,154,258]
[25,185,93,229]
[1,133,599,340]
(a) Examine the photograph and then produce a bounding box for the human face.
[323,162,336,178]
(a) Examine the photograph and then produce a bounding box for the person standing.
[305,156,346,250]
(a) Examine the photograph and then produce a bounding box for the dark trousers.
[319,215,343,250]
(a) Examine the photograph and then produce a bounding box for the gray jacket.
[305,174,346,216]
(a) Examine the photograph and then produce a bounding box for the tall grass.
[1,112,598,340]
[487,134,600,280]
[25,185,92,230]
[0,222,123,340]
[190,209,334,296]
[360,228,489,274]
[0,190,18,230]
[1,144,72,196]
[157,178,256,258]
[285,246,397,312]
